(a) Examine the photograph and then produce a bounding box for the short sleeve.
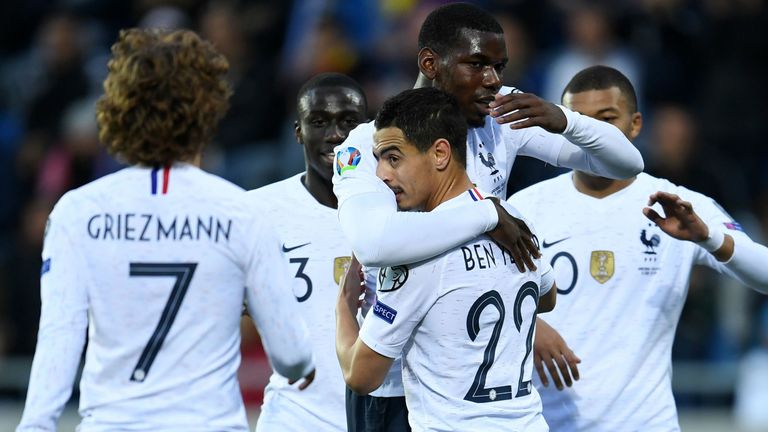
[359,262,440,359]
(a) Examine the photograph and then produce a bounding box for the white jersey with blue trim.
[332,86,563,397]
[18,164,313,432]
[359,189,553,432]
[332,86,562,206]
[247,173,349,432]
[508,172,753,432]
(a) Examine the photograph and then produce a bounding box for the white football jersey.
[332,86,565,397]
[247,173,349,432]
[359,190,554,432]
[18,164,313,432]
[508,172,750,432]
[333,86,563,207]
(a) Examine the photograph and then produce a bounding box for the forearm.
[247,284,314,381]
[339,192,498,267]
[556,105,644,179]
[718,234,768,293]
[335,295,361,383]
[18,323,86,431]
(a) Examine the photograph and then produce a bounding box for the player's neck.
[302,171,337,209]
[425,169,474,211]
[572,171,636,198]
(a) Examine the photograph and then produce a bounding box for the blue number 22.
[464,282,539,403]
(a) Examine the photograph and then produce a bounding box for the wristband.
[696,227,725,252]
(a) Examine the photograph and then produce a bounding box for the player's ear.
[432,138,451,170]
[629,112,642,140]
[295,120,303,145]
[418,47,438,80]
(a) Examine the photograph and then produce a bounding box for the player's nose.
[482,66,502,91]
[325,123,345,144]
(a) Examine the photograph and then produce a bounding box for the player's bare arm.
[533,318,581,391]
[335,257,393,394]
[489,92,567,132]
[537,282,557,313]
[486,197,540,272]
[643,191,734,261]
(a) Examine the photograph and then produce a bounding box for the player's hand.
[534,318,581,390]
[489,92,567,133]
[338,256,365,315]
[288,368,316,390]
[486,197,540,272]
[643,191,709,242]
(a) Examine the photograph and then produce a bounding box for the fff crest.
[590,250,614,284]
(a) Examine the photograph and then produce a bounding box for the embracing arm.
[339,192,539,271]
[554,106,644,179]
[490,92,643,179]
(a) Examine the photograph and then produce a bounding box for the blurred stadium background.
[0,0,767,430]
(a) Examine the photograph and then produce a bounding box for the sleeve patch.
[372,300,398,324]
[335,147,362,175]
[724,222,744,232]
[377,265,409,292]
[40,258,51,276]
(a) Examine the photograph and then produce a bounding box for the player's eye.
[343,118,360,127]
[601,116,618,124]
[387,155,399,165]
[310,119,326,127]
[494,63,506,73]
[468,61,483,69]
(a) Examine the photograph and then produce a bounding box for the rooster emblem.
[640,229,661,254]
[479,152,499,175]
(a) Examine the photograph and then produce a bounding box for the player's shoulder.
[50,167,135,219]
[508,172,572,204]
[187,165,246,196]
[246,173,303,204]
[636,172,713,206]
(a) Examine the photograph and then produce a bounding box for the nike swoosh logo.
[542,237,570,249]
[282,242,311,253]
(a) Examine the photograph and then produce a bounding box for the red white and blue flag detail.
[468,187,484,201]
[151,165,171,195]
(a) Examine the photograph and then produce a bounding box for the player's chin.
[313,159,335,180]
[465,110,487,128]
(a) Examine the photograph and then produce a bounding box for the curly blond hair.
[96,28,232,166]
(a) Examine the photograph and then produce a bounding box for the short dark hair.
[562,65,638,113]
[296,72,367,113]
[375,87,467,167]
[418,3,503,55]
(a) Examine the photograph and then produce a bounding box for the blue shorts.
[345,388,411,432]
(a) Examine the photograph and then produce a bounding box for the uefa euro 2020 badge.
[336,146,362,175]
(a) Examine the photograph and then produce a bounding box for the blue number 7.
[128,262,197,382]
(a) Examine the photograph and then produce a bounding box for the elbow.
[344,369,381,395]
[273,355,314,383]
[537,288,557,313]
[607,148,644,180]
[351,246,383,268]
[628,150,645,176]
[349,235,388,268]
